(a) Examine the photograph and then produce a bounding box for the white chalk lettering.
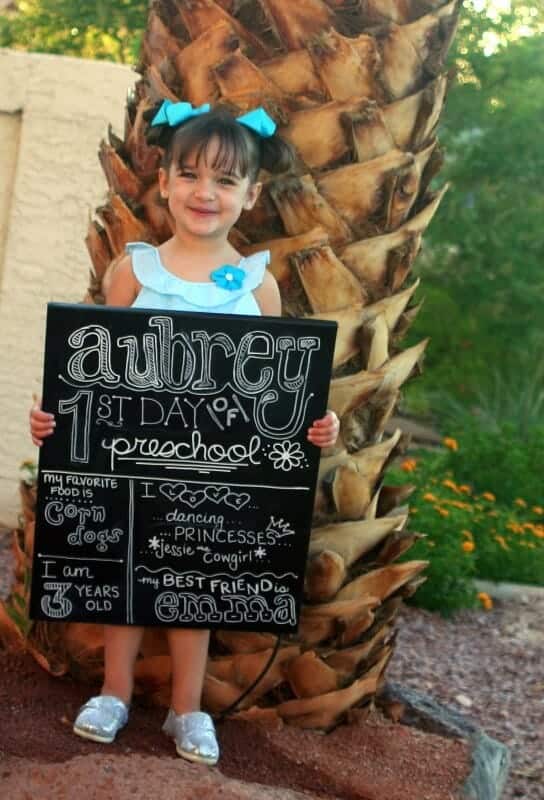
[101,431,261,471]
[60,320,320,438]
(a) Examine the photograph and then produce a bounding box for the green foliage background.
[0,1,146,61]
[405,1,544,421]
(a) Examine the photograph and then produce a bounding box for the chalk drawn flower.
[148,536,160,550]
[268,441,305,472]
[210,265,245,291]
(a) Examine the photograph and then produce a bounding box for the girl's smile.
[187,206,219,217]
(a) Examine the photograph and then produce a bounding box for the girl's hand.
[307,410,340,449]
[30,401,56,447]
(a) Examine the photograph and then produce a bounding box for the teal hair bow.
[237,108,276,138]
[150,100,276,138]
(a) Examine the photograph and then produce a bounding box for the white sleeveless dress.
[126,242,269,316]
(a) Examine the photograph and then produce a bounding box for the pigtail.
[259,134,296,176]
[143,102,175,152]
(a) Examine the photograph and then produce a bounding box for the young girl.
[30,101,339,766]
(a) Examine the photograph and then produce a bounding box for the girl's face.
[158,137,262,241]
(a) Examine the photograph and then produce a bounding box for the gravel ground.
[387,600,544,800]
[1,526,542,798]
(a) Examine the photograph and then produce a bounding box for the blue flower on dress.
[210,265,246,291]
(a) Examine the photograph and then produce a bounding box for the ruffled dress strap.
[125,241,269,310]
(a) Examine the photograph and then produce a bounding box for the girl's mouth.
[188,207,217,216]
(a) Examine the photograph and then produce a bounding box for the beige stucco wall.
[0,49,134,525]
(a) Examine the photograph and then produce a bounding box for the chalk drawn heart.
[179,489,207,508]
[206,486,230,504]
[159,483,186,502]
[224,492,251,510]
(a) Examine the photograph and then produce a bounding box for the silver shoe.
[163,710,219,765]
[73,695,129,743]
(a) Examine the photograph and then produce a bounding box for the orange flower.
[461,529,473,540]
[434,506,450,517]
[515,498,527,508]
[494,535,509,551]
[477,592,493,610]
[482,492,496,502]
[458,485,471,494]
[451,500,473,510]
[443,437,459,451]
[423,493,438,503]
[506,521,523,534]
[400,458,417,472]
[462,540,475,552]
[531,506,544,515]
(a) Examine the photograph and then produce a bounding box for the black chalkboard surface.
[30,303,336,633]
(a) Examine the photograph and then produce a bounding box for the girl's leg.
[101,624,145,703]
[163,628,219,764]
[167,627,210,713]
[73,625,143,743]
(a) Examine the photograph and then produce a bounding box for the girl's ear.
[243,181,262,210]
[158,167,169,199]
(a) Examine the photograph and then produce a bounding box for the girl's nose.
[194,178,215,199]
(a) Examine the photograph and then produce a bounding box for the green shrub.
[389,451,477,615]
[388,445,544,615]
[440,421,544,508]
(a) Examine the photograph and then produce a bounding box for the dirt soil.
[0,646,470,800]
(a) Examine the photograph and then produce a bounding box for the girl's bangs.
[171,119,253,177]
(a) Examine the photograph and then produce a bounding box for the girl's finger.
[30,410,54,422]
[308,427,333,437]
[308,424,335,437]
[307,433,335,445]
[312,417,334,428]
[31,422,55,434]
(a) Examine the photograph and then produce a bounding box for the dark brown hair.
[147,106,294,182]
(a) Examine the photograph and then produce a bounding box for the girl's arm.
[254,271,340,450]
[253,270,282,316]
[105,255,140,307]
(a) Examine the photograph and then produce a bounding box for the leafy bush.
[439,421,544,508]
[389,451,477,615]
[388,443,544,615]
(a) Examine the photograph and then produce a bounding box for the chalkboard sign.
[30,303,336,633]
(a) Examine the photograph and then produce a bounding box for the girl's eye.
[179,169,196,179]
[218,177,237,186]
